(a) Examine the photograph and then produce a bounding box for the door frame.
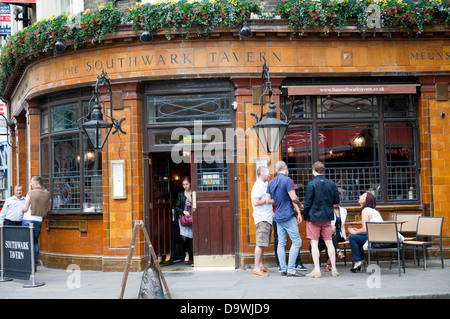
[142,78,239,266]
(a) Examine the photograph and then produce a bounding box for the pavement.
[1,258,450,300]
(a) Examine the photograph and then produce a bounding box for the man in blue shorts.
[266,161,304,278]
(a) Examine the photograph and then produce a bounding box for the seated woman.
[348,192,383,273]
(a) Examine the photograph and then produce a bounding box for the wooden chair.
[402,216,444,270]
[366,222,405,277]
[395,213,422,240]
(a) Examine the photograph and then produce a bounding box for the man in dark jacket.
[303,161,340,278]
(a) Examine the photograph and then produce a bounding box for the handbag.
[180,213,192,226]
[180,200,193,226]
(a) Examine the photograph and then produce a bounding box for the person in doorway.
[303,161,341,278]
[348,192,383,273]
[266,161,304,278]
[251,166,274,277]
[174,176,193,265]
[0,185,26,226]
[22,176,51,270]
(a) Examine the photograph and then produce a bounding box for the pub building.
[2,0,449,271]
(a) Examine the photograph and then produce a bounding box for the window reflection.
[317,95,378,119]
[385,123,416,200]
[52,134,80,210]
[40,98,103,213]
[319,124,380,202]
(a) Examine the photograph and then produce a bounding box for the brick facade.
[4,22,450,270]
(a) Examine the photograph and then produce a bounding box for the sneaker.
[296,263,308,271]
[286,271,305,278]
[253,270,269,277]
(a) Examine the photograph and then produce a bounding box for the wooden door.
[190,152,235,256]
[149,154,172,257]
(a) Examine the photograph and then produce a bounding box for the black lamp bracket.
[78,70,126,136]
[251,59,289,126]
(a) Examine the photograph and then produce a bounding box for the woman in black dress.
[174,176,193,264]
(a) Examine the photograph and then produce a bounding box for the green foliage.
[273,0,450,38]
[128,0,262,39]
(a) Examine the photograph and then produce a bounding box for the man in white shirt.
[251,166,274,277]
[0,185,25,226]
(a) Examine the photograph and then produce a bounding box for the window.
[282,124,313,201]
[281,93,418,205]
[385,122,417,200]
[195,155,229,192]
[145,81,233,152]
[147,92,231,124]
[40,95,102,213]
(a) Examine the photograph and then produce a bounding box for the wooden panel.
[194,198,234,256]
[192,152,235,256]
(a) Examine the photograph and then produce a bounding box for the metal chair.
[395,213,422,240]
[402,216,444,270]
[366,222,405,277]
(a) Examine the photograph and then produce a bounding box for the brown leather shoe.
[262,267,274,273]
[253,270,269,277]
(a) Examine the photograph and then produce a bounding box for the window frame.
[281,93,419,205]
[39,91,103,215]
[144,79,234,153]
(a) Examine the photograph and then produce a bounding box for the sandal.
[337,249,345,259]
[324,264,331,272]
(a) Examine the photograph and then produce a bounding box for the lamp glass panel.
[83,122,112,150]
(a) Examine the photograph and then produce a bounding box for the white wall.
[36,0,84,20]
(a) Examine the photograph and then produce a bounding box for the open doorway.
[170,159,192,266]
[148,152,191,268]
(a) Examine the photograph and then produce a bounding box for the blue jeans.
[273,222,303,270]
[348,233,368,262]
[22,220,42,267]
[276,215,302,272]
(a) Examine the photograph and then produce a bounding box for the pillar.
[13,115,27,186]
[25,99,41,184]
[101,81,146,271]
[231,76,285,268]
